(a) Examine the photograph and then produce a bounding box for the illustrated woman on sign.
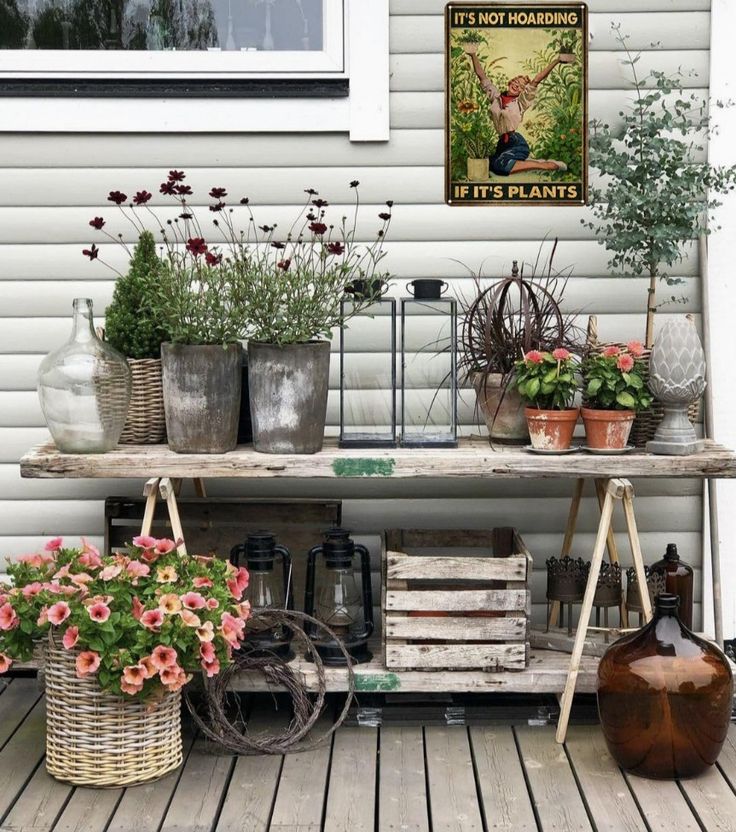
[463,43,575,176]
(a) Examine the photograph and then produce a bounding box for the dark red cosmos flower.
[89,217,105,229]
[176,185,192,196]
[133,190,152,205]
[379,212,391,221]
[312,199,328,208]
[160,181,177,195]
[349,180,359,188]
[82,244,99,260]
[168,170,185,182]
[209,202,225,212]
[205,251,222,266]
[240,197,249,205]
[386,200,394,207]
[306,212,317,221]
[180,212,193,220]
[107,191,127,205]
[277,259,291,270]
[186,237,207,256]
[271,241,286,250]
[209,187,227,198]
[304,188,318,196]
[309,222,328,235]
[259,224,273,233]
[327,242,345,255]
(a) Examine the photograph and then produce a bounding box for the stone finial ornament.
[646,316,706,456]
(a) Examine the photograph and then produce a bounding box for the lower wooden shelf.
[229,637,600,694]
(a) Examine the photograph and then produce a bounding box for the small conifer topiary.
[105,232,171,359]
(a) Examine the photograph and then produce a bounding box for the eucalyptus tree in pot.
[235,184,393,454]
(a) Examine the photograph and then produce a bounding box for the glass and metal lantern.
[400,279,458,447]
[339,279,397,448]
[230,532,294,660]
[304,528,374,666]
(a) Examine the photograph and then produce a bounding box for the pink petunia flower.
[71,572,93,587]
[160,666,190,691]
[235,567,249,593]
[0,653,12,673]
[140,609,164,631]
[180,609,201,628]
[132,596,145,621]
[227,578,243,600]
[151,645,178,671]
[617,354,635,373]
[88,602,111,623]
[18,553,55,568]
[193,576,213,589]
[139,655,157,678]
[156,566,178,583]
[0,603,19,631]
[181,592,206,610]
[120,679,144,695]
[37,606,48,626]
[602,346,620,358]
[159,593,182,614]
[552,348,571,361]
[126,560,150,579]
[196,621,215,642]
[47,601,71,626]
[201,657,220,678]
[99,564,122,581]
[525,350,543,364]
[200,641,216,662]
[220,612,245,649]
[122,663,148,687]
[62,625,79,650]
[206,598,219,610]
[627,340,645,358]
[155,539,177,555]
[140,548,161,565]
[21,582,43,598]
[236,600,252,621]
[132,535,157,549]
[75,650,100,677]
[44,537,63,552]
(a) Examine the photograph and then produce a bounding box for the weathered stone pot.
[248,341,330,454]
[525,407,579,450]
[161,343,241,453]
[472,373,528,444]
[581,407,635,450]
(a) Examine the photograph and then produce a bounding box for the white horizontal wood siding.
[0,0,714,630]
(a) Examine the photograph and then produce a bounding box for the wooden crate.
[383,528,532,673]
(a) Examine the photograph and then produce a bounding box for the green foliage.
[523,30,584,179]
[583,347,652,411]
[105,232,172,358]
[584,25,736,338]
[32,4,69,48]
[515,349,578,410]
[0,0,29,48]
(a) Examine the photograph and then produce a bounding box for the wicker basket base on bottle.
[119,358,167,445]
[44,637,182,788]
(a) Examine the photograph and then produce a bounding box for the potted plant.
[582,343,653,450]
[104,230,171,444]
[459,248,581,443]
[0,536,250,787]
[233,183,393,454]
[515,348,579,450]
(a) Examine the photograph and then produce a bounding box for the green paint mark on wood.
[355,673,401,692]
[332,458,395,477]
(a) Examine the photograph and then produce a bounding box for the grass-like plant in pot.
[515,348,579,451]
[458,244,582,444]
[581,342,653,450]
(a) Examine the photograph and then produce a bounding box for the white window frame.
[0,0,345,77]
[0,0,389,140]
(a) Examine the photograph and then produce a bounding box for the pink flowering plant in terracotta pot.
[0,536,250,697]
[515,348,580,450]
[581,342,653,449]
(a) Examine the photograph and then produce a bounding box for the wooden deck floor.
[2,678,736,832]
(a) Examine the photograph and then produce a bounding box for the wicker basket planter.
[119,358,167,445]
[44,636,182,787]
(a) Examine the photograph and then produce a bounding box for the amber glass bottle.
[650,543,694,629]
[597,593,733,779]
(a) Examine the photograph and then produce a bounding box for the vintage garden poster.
[445,3,588,205]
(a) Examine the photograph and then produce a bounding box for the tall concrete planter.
[161,343,242,453]
[248,341,330,454]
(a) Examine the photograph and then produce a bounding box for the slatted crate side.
[384,643,528,671]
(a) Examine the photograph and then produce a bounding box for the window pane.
[1,0,324,51]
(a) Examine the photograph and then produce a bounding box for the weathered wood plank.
[387,553,528,581]
[716,724,736,790]
[565,725,647,832]
[21,439,736,482]
[0,761,71,832]
[623,771,699,832]
[50,788,123,832]
[323,728,378,832]
[0,698,47,822]
[424,727,484,832]
[678,766,736,832]
[378,726,429,832]
[386,615,527,641]
[386,589,528,612]
[390,0,710,14]
[0,680,42,748]
[469,726,536,831]
[515,726,593,832]
[386,643,527,670]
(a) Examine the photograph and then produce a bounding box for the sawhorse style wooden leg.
[139,477,207,555]
[555,478,652,744]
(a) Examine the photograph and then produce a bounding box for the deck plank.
[268,719,332,832]
[378,726,429,832]
[50,789,123,832]
[679,765,736,832]
[0,698,47,822]
[715,724,736,789]
[469,726,536,831]
[1,764,72,832]
[323,727,378,832]
[0,680,42,749]
[515,726,593,832]
[159,738,235,832]
[424,727,484,832]
[565,725,647,832]
[623,772,700,832]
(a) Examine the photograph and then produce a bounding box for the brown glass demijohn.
[649,543,694,629]
[597,593,733,779]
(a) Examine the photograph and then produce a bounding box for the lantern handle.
[353,544,375,641]
[229,543,246,568]
[275,544,295,612]
[303,545,320,638]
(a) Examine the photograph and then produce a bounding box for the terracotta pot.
[472,373,528,444]
[581,407,635,450]
[525,407,579,450]
[467,157,490,181]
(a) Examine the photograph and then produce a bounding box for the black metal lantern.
[230,532,294,660]
[304,528,374,665]
[339,280,397,448]
[400,279,458,447]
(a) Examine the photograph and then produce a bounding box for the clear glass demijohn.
[37,298,132,453]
